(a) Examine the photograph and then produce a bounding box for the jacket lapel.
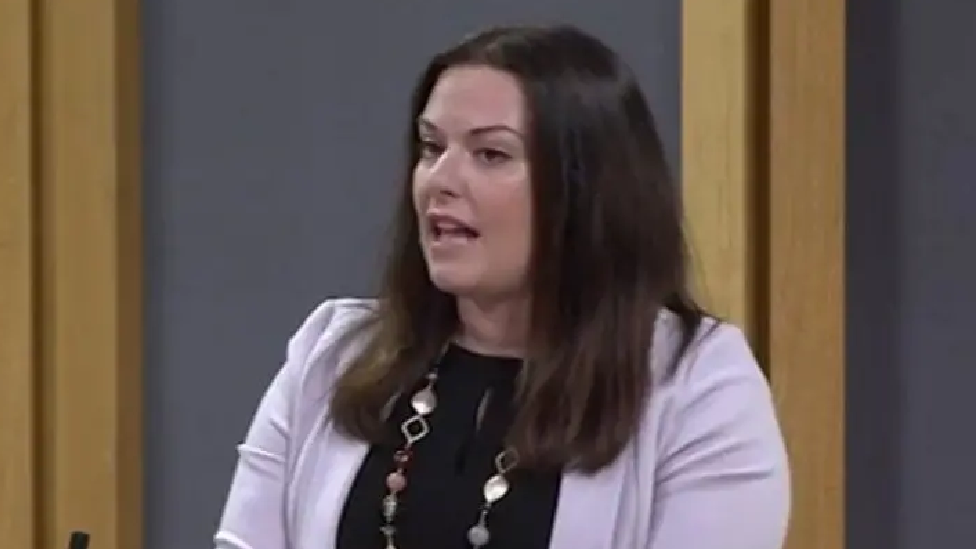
[548,455,629,549]
[308,425,370,549]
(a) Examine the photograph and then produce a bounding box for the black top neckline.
[438,343,523,385]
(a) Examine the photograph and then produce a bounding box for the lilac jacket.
[214,298,790,549]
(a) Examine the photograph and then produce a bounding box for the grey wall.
[847,1,976,548]
[141,2,680,548]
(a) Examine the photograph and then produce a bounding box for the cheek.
[494,203,532,287]
[483,185,532,261]
[515,205,533,264]
[506,200,532,250]
[411,166,427,211]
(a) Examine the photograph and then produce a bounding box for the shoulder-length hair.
[331,24,707,472]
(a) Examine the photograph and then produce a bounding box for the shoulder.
[278,297,379,403]
[640,311,789,547]
[651,309,763,390]
[286,297,378,363]
[649,308,787,478]
[648,309,782,452]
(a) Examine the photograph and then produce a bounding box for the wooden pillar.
[0,0,143,547]
[766,2,846,548]
[683,1,845,548]
[682,0,764,343]
[0,0,38,545]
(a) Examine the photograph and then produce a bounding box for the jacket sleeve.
[213,300,345,549]
[647,325,791,549]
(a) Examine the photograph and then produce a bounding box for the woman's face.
[413,65,532,302]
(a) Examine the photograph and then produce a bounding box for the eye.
[418,138,444,160]
[475,148,511,165]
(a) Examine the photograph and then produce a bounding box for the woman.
[214,24,789,549]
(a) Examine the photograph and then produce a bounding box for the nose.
[425,147,463,197]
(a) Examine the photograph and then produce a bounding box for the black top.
[336,344,562,549]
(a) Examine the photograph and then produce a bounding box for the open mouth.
[429,216,480,240]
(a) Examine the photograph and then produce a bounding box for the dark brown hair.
[330,24,707,472]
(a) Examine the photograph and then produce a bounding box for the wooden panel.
[0,0,37,546]
[685,1,845,547]
[682,0,763,342]
[766,1,845,549]
[35,0,143,546]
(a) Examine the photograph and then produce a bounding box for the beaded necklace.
[379,367,519,549]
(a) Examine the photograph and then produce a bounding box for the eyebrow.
[417,117,523,140]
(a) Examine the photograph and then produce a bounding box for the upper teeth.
[436,220,467,231]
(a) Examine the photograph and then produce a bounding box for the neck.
[454,296,528,358]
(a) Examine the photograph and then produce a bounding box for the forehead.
[421,65,525,131]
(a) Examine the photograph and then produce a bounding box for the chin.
[428,271,477,295]
[425,261,478,293]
